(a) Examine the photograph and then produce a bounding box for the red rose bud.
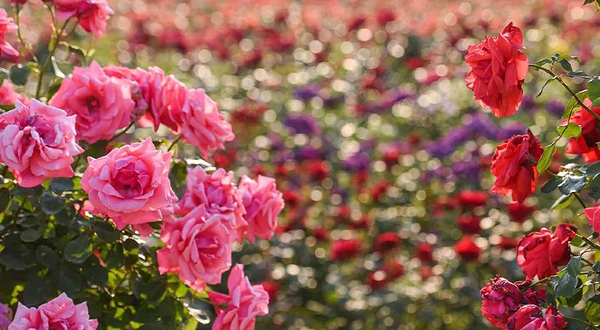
[466,22,528,117]
[517,223,576,280]
[480,276,525,328]
[457,190,488,208]
[506,305,567,330]
[491,130,543,204]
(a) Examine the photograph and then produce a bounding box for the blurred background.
[10,0,600,329]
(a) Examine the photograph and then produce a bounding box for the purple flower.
[284,113,321,135]
[293,85,322,102]
[546,100,565,117]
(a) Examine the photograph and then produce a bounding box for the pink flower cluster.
[208,264,270,330]
[49,0,113,37]
[81,138,177,237]
[0,9,18,58]
[0,100,83,187]
[158,166,284,289]
[103,66,235,157]
[8,293,97,330]
[481,276,565,330]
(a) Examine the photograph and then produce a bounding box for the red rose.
[331,239,361,261]
[498,236,519,250]
[454,236,481,261]
[374,232,401,254]
[466,22,529,117]
[491,130,543,204]
[507,305,567,330]
[516,223,576,280]
[457,214,482,234]
[563,101,600,163]
[508,203,535,223]
[480,276,525,328]
[367,261,405,289]
[584,205,600,233]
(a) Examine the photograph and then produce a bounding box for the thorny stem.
[575,233,600,251]
[167,134,183,152]
[573,192,587,209]
[529,64,600,121]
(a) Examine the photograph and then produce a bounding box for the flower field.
[0,0,599,329]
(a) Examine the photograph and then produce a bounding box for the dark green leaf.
[559,59,573,72]
[541,176,560,193]
[0,240,34,270]
[566,71,590,79]
[83,262,108,286]
[93,221,120,243]
[40,193,66,215]
[589,175,600,200]
[589,76,600,101]
[36,245,60,269]
[0,188,10,212]
[558,174,587,195]
[566,257,581,277]
[554,272,578,298]
[58,264,83,295]
[20,227,44,243]
[21,277,52,307]
[49,178,73,193]
[593,262,600,273]
[9,64,30,86]
[63,235,92,264]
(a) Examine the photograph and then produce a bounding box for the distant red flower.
[457,214,482,234]
[282,190,300,208]
[260,281,280,303]
[491,130,543,204]
[457,190,488,208]
[454,236,481,261]
[371,180,391,201]
[498,236,519,250]
[508,203,535,223]
[331,239,361,261]
[415,242,434,263]
[374,232,401,253]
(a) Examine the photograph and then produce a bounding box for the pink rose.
[236,175,284,242]
[208,264,269,330]
[81,138,177,237]
[0,80,27,106]
[178,167,247,242]
[0,9,18,58]
[102,65,150,118]
[584,205,600,233]
[466,22,529,117]
[180,89,235,158]
[0,303,11,330]
[50,61,135,144]
[8,293,97,330]
[0,100,83,187]
[52,0,113,37]
[507,305,567,330]
[157,205,235,290]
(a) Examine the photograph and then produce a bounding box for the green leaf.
[537,145,557,173]
[535,58,553,66]
[559,59,573,72]
[541,176,560,193]
[51,57,66,79]
[589,76,600,101]
[20,227,44,243]
[63,235,92,264]
[558,174,587,195]
[552,194,574,210]
[570,235,586,248]
[58,264,83,294]
[0,187,10,213]
[40,193,66,215]
[83,262,108,286]
[589,175,600,200]
[566,257,581,277]
[21,277,52,307]
[587,162,600,177]
[49,178,73,193]
[556,122,582,139]
[0,239,34,270]
[593,262,600,273]
[93,221,120,243]
[566,71,590,79]
[36,245,60,269]
[585,295,600,323]
[9,64,30,86]
[563,90,588,119]
[554,272,578,298]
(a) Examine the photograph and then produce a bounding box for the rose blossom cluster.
[46,0,113,37]
[0,8,18,58]
[480,276,565,330]
[157,167,284,290]
[101,65,235,158]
